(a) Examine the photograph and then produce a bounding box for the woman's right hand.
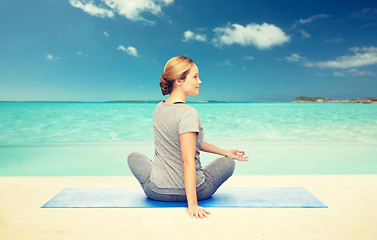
[225,149,249,161]
[188,204,211,218]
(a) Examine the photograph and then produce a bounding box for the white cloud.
[117,45,139,57]
[290,14,329,40]
[70,0,174,24]
[351,8,377,19]
[299,29,310,39]
[104,31,109,37]
[333,69,376,77]
[332,72,345,77]
[305,46,377,69]
[213,22,290,49]
[325,38,344,43]
[104,0,173,24]
[299,14,330,24]
[45,53,60,60]
[69,0,114,18]
[217,60,233,67]
[295,14,330,26]
[223,60,233,66]
[244,56,254,61]
[285,53,306,62]
[183,30,207,42]
[46,54,54,60]
[291,14,330,30]
[117,45,126,51]
[77,51,88,56]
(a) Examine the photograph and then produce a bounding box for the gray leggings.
[127,152,235,202]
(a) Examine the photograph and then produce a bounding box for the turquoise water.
[1,142,376,176]
[1,102,377,176]
[1,102,377,144]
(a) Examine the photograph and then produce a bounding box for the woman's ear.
[175,79,182,86]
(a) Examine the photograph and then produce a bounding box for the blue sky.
[0,0,376,102]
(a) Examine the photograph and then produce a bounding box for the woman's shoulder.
[157,101,196,111]
[177,103,198,113]
[175,105,200,122]
[154,102,199,124]
[157,102,198,117]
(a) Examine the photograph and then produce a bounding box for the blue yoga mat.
[41,187,327,208]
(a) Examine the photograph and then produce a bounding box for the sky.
[0,0,377,102]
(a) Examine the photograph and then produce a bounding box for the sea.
[0,102,376,176]
[1,102,377,144]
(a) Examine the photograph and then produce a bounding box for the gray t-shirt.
[149,101,205,195]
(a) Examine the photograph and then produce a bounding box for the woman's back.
[150,101,205,194]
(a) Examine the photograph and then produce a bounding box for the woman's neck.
[165,91,187,104]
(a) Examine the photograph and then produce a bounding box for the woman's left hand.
[225,149,249,161]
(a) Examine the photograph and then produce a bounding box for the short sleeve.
[178,108,200,135]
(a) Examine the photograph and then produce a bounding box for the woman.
[127,56,248,219]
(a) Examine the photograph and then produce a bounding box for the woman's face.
[180,64,202,96]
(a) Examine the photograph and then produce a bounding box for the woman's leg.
[204,156,235,187]
[127,152,153,187]
[127,152,182,202]
[127,153,235,202]
[198,157,235,200]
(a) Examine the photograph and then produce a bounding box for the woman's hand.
[225,149,249,161]
[188,204,211,219]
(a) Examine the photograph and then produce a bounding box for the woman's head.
[160,56,195,96]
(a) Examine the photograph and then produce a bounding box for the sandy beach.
[1,175,376,240]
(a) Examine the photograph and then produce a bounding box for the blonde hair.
[160,56,194,95]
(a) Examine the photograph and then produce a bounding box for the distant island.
[292,96,377,104]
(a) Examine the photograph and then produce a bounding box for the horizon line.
[1,96,375,103]
[0,100,289,103]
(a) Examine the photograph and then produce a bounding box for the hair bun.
[160,74,170,96]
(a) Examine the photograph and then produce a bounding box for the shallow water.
[1,102,376,176]
[1,141,376,176]
[1,102,377,144]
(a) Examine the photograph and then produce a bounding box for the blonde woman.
[127,56,249,219]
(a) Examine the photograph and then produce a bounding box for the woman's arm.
[180,132,211,218]
[200,141,227,156]
[201,141,249,161]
